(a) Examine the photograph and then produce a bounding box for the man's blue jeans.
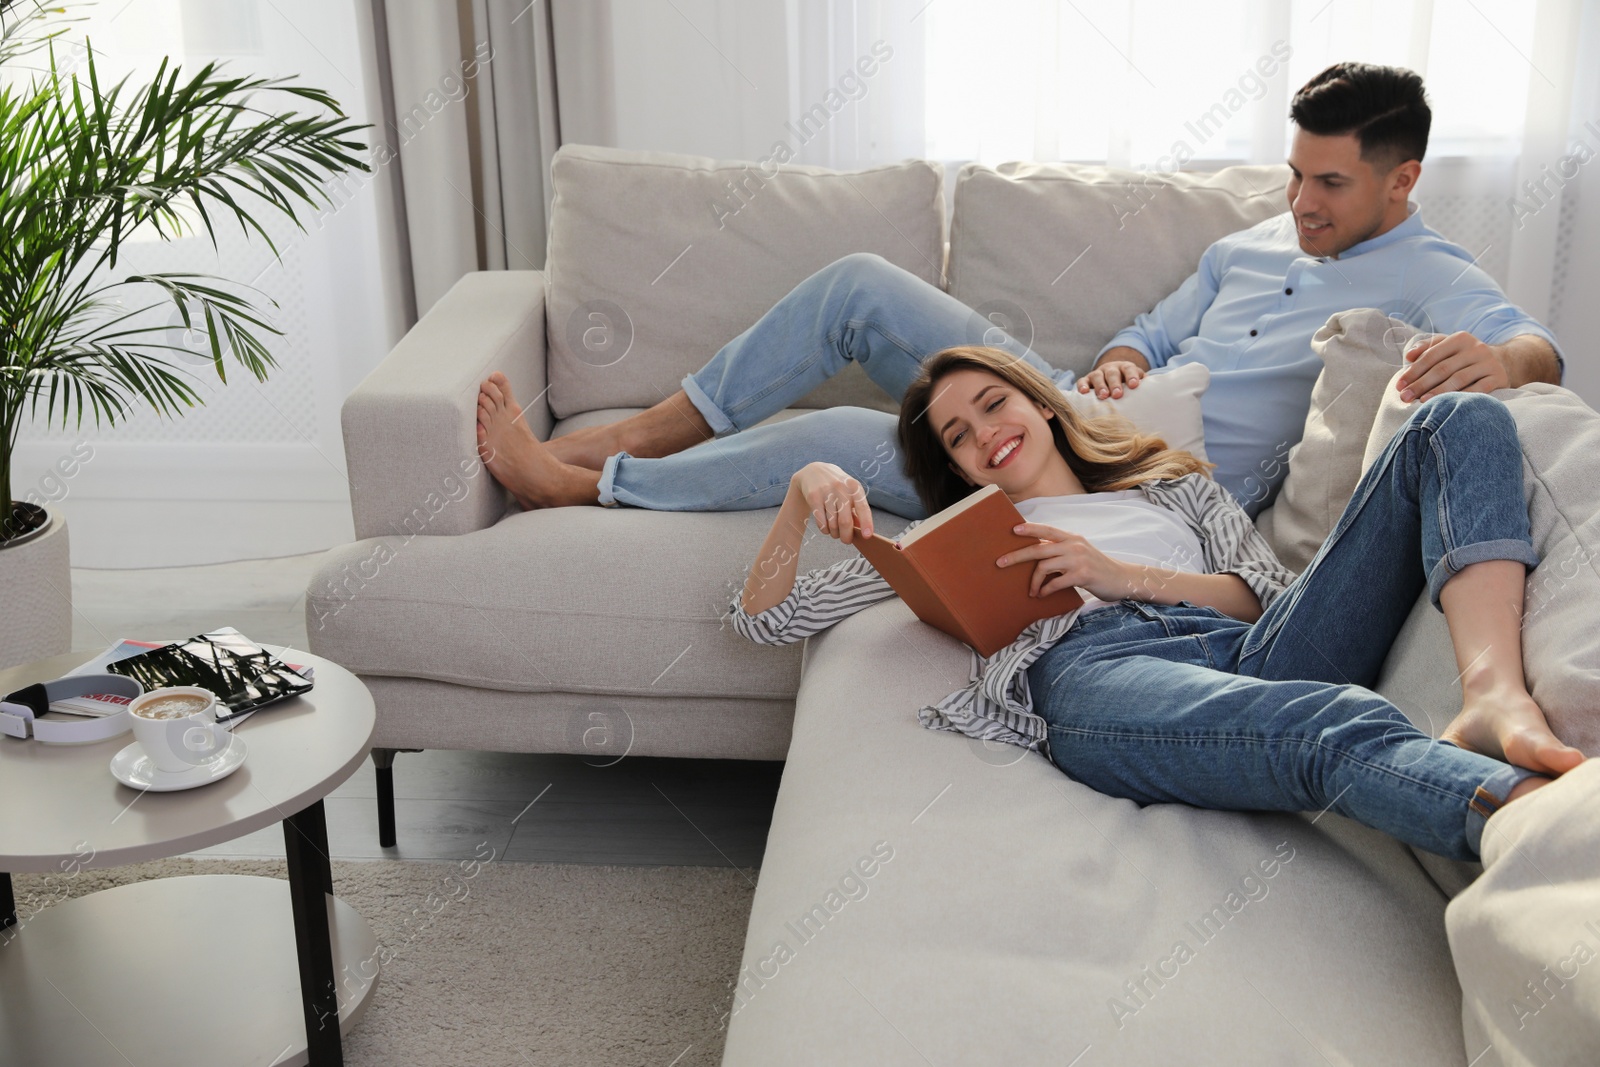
[596,253,1074,518]
[1026,392,1543,860]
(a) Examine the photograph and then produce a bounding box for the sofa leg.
[371,748,419,848]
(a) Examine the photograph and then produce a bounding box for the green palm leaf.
[0,0,371,537]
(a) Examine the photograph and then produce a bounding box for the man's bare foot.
[544,387,715,469]
[1440,685,1587,777]
[1506,775,1552,804]
[544,421,620,470]
[476,374,601,508]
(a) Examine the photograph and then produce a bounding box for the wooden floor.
[69,554,786,868]
[188,748,785,867]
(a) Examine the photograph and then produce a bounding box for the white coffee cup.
[128,686,232,774]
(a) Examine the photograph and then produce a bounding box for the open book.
[853,484,1084,656]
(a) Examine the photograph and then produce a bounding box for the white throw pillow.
[1362,377,1600,757]
[1059,360,1210,462]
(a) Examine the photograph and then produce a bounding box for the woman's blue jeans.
[596,253,1073,518]
[1027,392,1542,861]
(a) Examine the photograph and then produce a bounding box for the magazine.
[55,628,314,724]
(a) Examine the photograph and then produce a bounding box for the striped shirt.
[726,473,1296,751]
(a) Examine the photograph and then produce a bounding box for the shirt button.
[1284,287,1293,295]
[1249,329,1258,337]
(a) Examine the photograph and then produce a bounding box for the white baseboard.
[51,499,355,569]
[11,441,356,567]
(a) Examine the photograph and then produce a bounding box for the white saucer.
[109,735,248,791]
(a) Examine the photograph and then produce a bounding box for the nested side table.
[0,647,378,1067]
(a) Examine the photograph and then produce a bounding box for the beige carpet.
[11,857,757,1066]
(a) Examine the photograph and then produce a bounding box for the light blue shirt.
[1097,201,1563,517]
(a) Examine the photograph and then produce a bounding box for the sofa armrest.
[342,271,550,540]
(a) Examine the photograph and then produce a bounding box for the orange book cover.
[854,484,1085,657]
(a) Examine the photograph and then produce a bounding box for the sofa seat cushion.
[545,144,945,421]
[948,162,1290,377]
[307,408,915,699]
[721,598,1467,1065]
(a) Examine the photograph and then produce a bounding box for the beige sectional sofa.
[307,145,1600,1064]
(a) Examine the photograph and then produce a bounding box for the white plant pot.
[0,505,72,671]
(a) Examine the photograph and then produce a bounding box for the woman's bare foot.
[1440,685,1587,777]
[476,374,601,508]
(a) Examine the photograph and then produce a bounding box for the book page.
[896,484,1004,548]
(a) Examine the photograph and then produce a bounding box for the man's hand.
[1078,348,1150,400]
[1397,331,1511,402]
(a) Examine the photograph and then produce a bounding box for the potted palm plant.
[0,1,368,667]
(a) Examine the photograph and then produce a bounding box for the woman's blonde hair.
[897,346,1214,515]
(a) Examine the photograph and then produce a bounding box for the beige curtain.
[360,0,618,323]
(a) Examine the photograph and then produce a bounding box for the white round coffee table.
[0,647,377,1067]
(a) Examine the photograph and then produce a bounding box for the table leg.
[372,748,398,848]
[284,800,341,1066]
[1,872,14,929]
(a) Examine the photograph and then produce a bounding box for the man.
[476,61,1561,522]
[1082,61,1561,511]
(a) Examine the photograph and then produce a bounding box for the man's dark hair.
[1289,62,1431,171]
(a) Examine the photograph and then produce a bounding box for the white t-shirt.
[1012,488,1208,613]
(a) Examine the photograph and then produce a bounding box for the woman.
[731,345,1585,862]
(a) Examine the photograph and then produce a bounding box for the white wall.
[607,0,791,160]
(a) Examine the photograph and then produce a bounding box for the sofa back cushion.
[947,162,1290,376]
[544,144,945,420]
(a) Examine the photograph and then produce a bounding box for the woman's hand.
[995,522,1134,601]
[789,462,874,545]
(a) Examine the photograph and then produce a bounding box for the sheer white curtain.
[909,0,1560,166]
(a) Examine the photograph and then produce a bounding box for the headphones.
[0,674,145,744]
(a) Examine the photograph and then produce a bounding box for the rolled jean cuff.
[1463,761,1540,858]
[596,451,629,507]
[681,373,737,437]
[1427,538,1542,610]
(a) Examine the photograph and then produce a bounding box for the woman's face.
[926,367,1063,495]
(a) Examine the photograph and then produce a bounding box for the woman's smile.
[988,433,1024,468]
[926,365,1083,500]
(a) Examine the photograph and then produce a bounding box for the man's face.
[1285,129,1414,258]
